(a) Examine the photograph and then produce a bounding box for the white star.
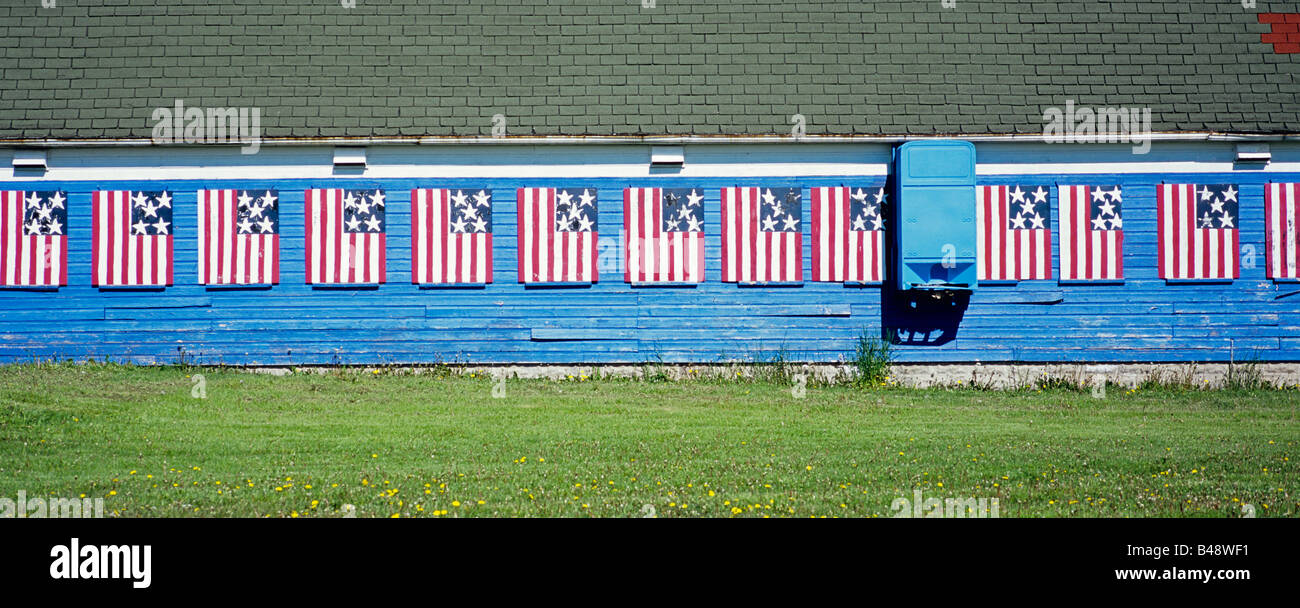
[25,219,43,234]
[1091,216,1109,230]
[1210,199,1224,214]
[1219,211,1235,228]
[761,215,778,231]
[461,204,480,220]
[451,190,469,208]
[132,220,149,235]
[576,215,594,232]
[237,191,254,211]
[1009,214,1028,230]
[345,215,362,231]
[873,188,887,205]
[353,195,372,216]
[365,215,382,232]
[686,189,703,207]
[472,217,487,233]
[450,216,468,233]
[851,215,867,231]
[781,214,799,231]
[870,215,884,231]
[1091,187,1107,203]
[47,192,65,209]
[1028,213,1045,230]
[677,204,692,220]
[1031,187,1048,204]
[257,217,275,233]
[665,217,681,231]
[342,191,358,210]
[1108,216,1122,230]
[369,190,385,208]
[1107,186,1122,203]
[1009,186,1026,204]
[1019,200,1037,217]
[557,190,574,208]
[46,217,62,235]
[260,191,277,207]
[685,216,702,232]
[34,205,52,221]
[761,189,776,207]
[1199,212,1215,228]
[1222,185,1237,203]
[1198,186,1213,201]
[1096,200,1116,217]
[237,218,254,234]
[152,217,170,234]
[577,189,595,208]
[473,190,491,208]
[139,202,158,218]
[864,204,878,218]
[768,198,784,217]
[132,192,149,208]
[24,192,41,208]
[850,188,868,203]
[155,192,172,208]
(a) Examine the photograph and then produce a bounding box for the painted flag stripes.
[721,187,803,283]
[811,186,885,283]
[517,187,598,283]
[198,189,279,285]
[0,191,67,287]
[624,187,705,283]
[1158,184,1239,280]
[412,188,493,284]
[92,190,173,287]
[305,188,386,284]
[976,185,1052,281]
[1265,182,1300,279]
[1059,185,1124,281]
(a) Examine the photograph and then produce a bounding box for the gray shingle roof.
[1,0,1298,141]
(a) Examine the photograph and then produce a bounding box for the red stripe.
[1156,186,1166,278]
[810,188,821,280]
[720,189,730,281]
[304,190,313,283]
[0,193,10,285]
[622,189,632,283]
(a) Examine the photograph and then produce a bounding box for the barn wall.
[0,141,1298,365]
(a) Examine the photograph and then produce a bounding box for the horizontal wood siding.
[0,171,1297,364]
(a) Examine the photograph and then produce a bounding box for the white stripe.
[724,188,736,282]
[4,194,17,284]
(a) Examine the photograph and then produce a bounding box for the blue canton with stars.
[662,188,704,233]
[343,189,386,234]
[449,189,493,234]
[22,191,67,236]
[759,188,801,233]
[1195,184,1238,229]
[235,190,279,235]
[1088,186,1123,231]
[1006,185,1050,231]
[129,191,173,236]
[849,186,887,232]
[555,188,597,233]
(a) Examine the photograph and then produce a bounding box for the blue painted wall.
[1,170,1297,365]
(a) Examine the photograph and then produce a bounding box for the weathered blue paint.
[0,170,1297,365]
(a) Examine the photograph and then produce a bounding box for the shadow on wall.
[881,287,970,346]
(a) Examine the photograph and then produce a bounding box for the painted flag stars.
[1,190,67,286]
[722,187,802,283]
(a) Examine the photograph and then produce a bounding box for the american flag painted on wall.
[811,186,885,283]
[93,190,173,287]
[305,188,387,284]
[517,187,598,283]
[1,191,67,287]
[1157,184,1239,280]
[1058,185,1124,281]
[411,188,493,284]
[721,187,803,283]
[1265,183,1300,279]
[624,187,705,283]
[198,189,279,285]
[976,185,1052,281]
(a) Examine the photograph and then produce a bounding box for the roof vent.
[1235,143,1270,163]
[650,145,684,168]
[12,149,47,170]
[333,147,367,170]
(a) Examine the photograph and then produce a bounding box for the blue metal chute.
[892,141,977,293]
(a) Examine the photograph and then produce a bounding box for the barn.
[2,1,1299,377]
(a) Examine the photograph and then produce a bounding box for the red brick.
[1286,13,1300,23]
[1274,42,1300,53]
[1259,13,1287,23]
[1274,23,1300,33]
[1262,32,1288,43]
[1287,33,1300,42]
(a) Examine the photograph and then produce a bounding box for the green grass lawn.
[0,364,1295,518]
